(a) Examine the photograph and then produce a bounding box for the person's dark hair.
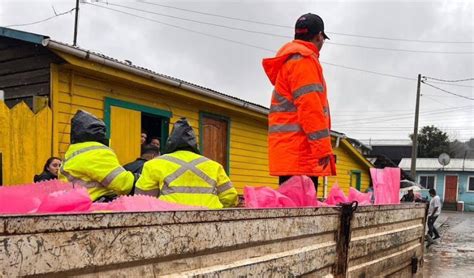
[295,33,317,41]
[43,157,61,172]
[150,137,160,142]
[429,188,436,195]
[141,144,160,156]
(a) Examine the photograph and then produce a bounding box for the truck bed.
[0,203,426,277]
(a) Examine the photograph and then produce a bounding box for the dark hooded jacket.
[70,110,109,146]
[164,118,200,154]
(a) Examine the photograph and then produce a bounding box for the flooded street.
[423,211,474,277]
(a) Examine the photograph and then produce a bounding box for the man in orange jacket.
[262,13,336,191]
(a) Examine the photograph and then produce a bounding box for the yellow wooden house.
[0,27,373,195]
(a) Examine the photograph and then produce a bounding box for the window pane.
[469,177,474,191]
[427,176,435,189]
[420,176,427,187]
[419,176,435,189]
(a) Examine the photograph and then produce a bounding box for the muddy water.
[423,212,474,277]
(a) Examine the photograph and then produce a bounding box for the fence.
[0,101,52,185]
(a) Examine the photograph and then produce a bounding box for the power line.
[334,106,473,126]
[326,32,474,45]
[85,2,275,52]
[326,41,474,55]
[321,61,417,80]
[428,82,474,89]
[86,3,474,88]
[98,2,290,38]
[83,3,418,81]
[98,2,474,55]
[421,81,474,101]
[4,7,75,28]
[136,0,474,44]
[424,76,474,83]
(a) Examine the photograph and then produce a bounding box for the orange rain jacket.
[262,40,336,177]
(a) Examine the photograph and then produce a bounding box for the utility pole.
[410,74,422,179]
[73,0,80,46]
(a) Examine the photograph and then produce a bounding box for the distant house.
[370,144,412,166]
[399,158,474,212]
[365,142,413,180]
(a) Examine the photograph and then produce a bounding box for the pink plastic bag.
[370,167,401,205]
[36,187,92,213]
[90,195,203,212]
[348,187,372,206]
[325,183,348,205]
[244,186,297,208]
[278,176,318,207]
[0,180,87,214]
[244,176,318,208]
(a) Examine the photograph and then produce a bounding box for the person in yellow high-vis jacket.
[135,118,238,209]
[60,110,134,201]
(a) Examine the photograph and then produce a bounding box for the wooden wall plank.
[3,83,49,99]
[0,55,53,76]
[0,68,50,88]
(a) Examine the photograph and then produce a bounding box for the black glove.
[318,155,332,169]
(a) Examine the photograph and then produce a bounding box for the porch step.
[443,202,457,211]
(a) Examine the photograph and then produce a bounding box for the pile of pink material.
[0,180,91,214]
[370,167,401,205]
[0,180,200,214]
[90,195,203,212]
[243,176,373,208]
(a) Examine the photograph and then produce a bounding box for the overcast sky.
[1,0,473,143]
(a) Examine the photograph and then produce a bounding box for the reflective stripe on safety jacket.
[262,40,336,177]
[135,150,238,209]
[59,141,134,201]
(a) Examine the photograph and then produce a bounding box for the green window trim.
[350,170,362,191]
[104,97,172,147]
[198,111,231,174]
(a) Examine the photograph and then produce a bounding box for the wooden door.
[110,106,141,165]
[202,116,228,171]
[444,175,458,203]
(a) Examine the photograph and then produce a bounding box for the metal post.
[334,201,358,277]
[73,0,80,46]
[410,74,422,180]
[323,176,328,198]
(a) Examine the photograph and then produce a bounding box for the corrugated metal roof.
[399,158,474,172]
[48,40,271,112]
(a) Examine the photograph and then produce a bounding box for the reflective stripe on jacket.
[59,141,134,201]
[262,40,336,177]
[135,150,238,209]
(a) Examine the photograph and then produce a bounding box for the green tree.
[410,125,452,158]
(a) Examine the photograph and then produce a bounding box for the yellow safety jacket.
[60,142,134,201]
[136,150,238,209]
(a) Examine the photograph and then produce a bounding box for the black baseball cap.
[295,13,330,40]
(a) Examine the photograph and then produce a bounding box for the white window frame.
[418,174,436,190]
[467,176,474,193]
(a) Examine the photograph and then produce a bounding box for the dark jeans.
[279,176,318,193]
[428,215,440,238]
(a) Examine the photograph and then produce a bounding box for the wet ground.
[423,211,474,277]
